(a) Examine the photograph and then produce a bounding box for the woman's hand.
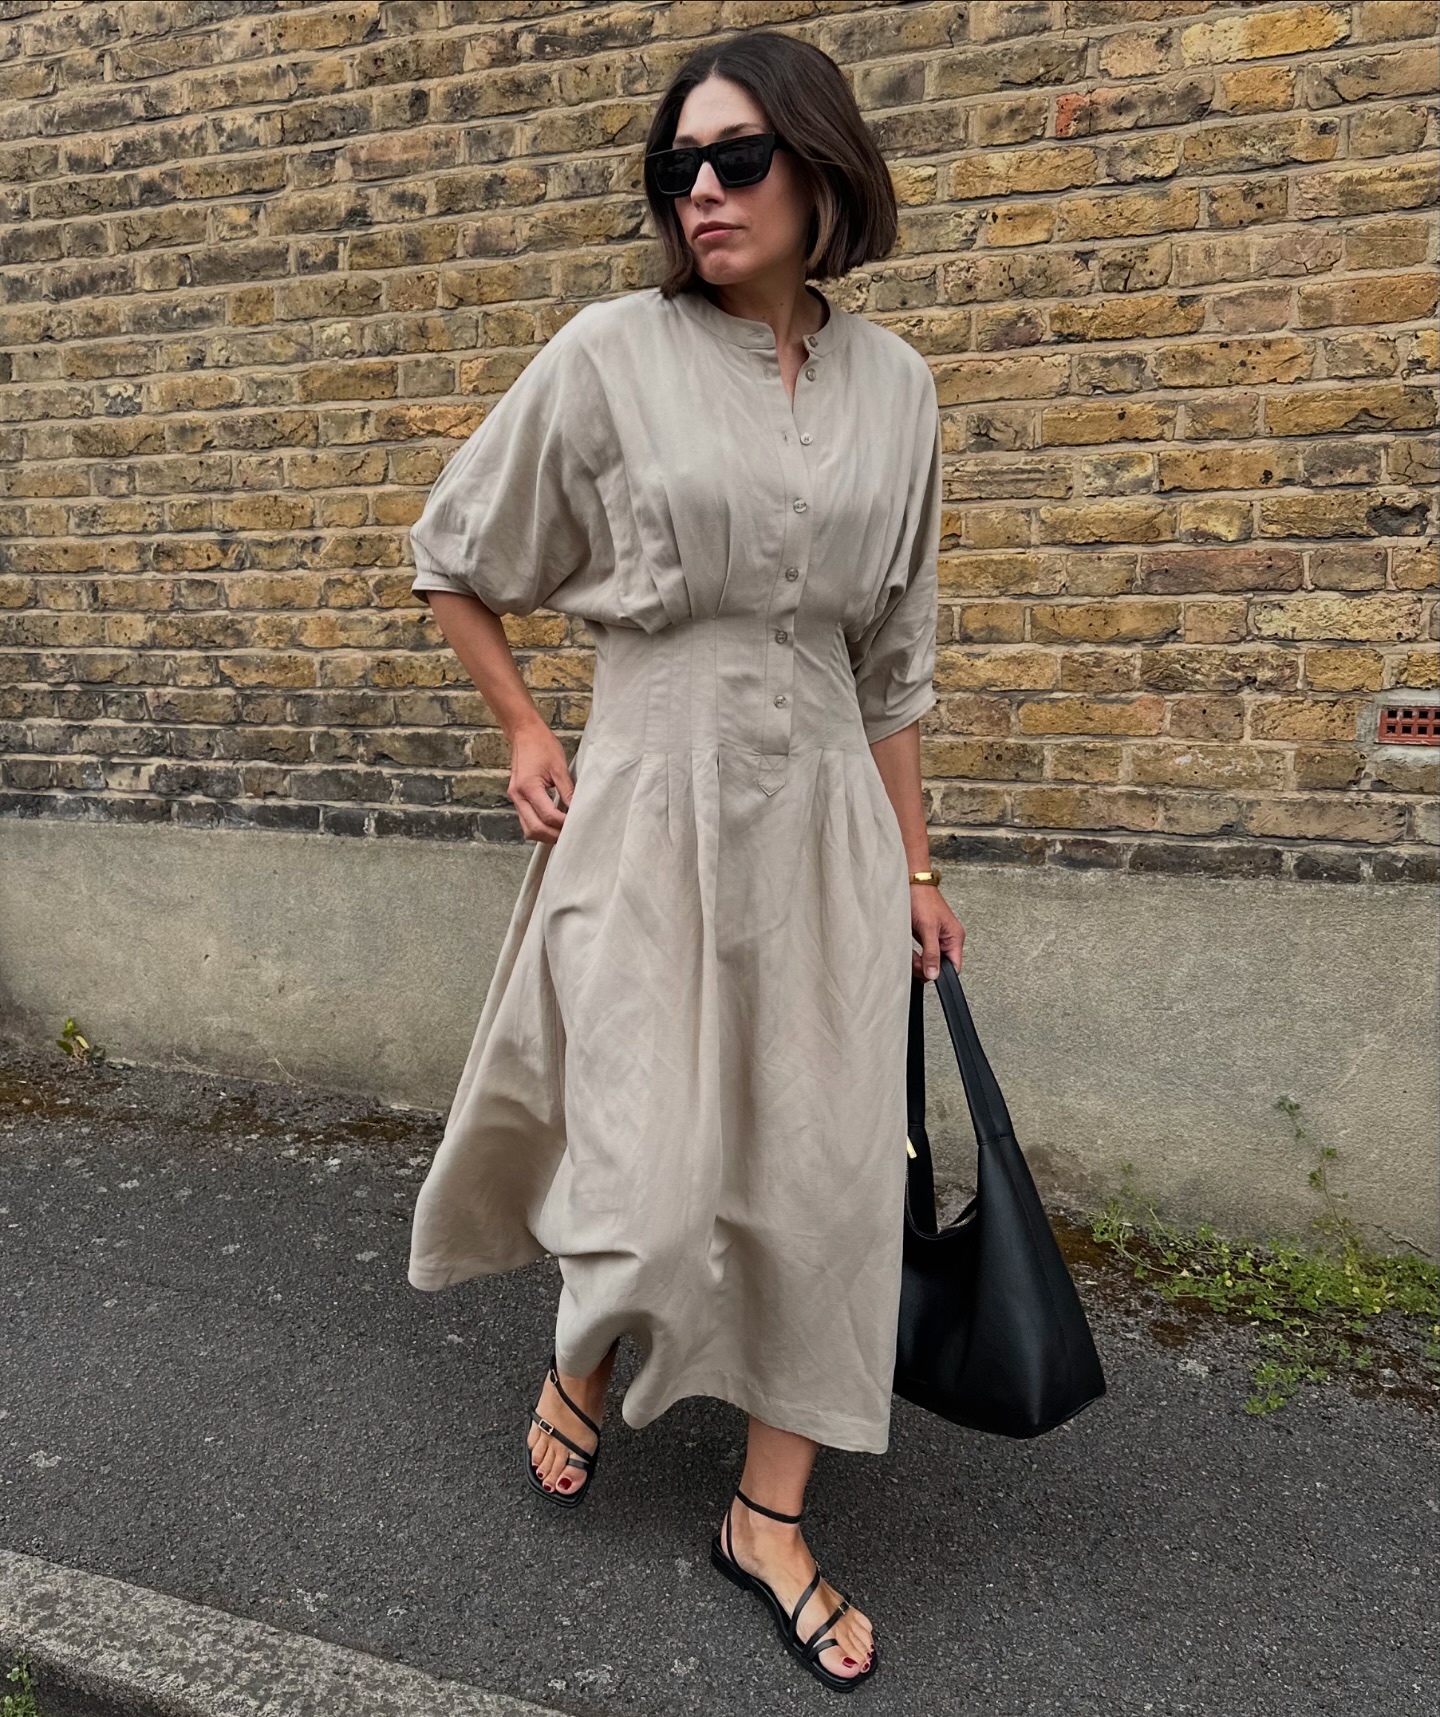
[866,721,961,981]
[507,718,576,845]
[418,591,576,845]
[911,884,964,982]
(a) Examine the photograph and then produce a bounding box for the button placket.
[766,466,810,776]
[763,359,817,790]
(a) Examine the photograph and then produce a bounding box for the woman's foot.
[526,1343,618,1497]
[720,1496,875,1681]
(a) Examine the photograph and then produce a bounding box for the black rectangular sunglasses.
[645,132,788,198]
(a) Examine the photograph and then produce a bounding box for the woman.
[405,28,965,1693]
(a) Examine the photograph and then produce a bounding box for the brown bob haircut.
[642,30,898,297]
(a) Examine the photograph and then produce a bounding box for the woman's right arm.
[422,589,575,846]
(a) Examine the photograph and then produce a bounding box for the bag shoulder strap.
[934,955,1015,1146]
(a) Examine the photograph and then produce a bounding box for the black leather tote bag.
[894,953,1106,1438]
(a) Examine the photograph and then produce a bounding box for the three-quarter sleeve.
[409,314,614,615]
[848,366,942,745]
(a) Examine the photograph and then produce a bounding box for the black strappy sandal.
[710,1487,878,1693]
[524,1349,604,1508]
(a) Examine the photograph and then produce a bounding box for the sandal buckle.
[535,1416,554,1435]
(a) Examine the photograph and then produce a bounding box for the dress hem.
[616,1367,892,1457]
[408,1250,544,1292]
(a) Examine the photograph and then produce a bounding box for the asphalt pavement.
[0,1038,1434,1717]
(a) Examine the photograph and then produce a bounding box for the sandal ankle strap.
[546,1351,602,1439]
[735,1485,803,1524]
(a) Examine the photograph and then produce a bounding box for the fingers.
[914,903,966,981]
[919,918,940,982]
[510,777,568,843]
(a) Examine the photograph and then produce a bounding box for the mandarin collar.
[672,282,848,356]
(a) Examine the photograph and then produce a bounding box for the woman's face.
[669,75,812,287]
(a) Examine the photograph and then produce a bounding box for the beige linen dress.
[406,281,941,1455]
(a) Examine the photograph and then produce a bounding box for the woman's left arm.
[870,720,965,981]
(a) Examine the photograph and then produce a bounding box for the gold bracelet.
[909,868,942,886]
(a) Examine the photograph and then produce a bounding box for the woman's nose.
[690,161,723,200]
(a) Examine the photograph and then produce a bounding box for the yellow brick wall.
[0,0,1436,883]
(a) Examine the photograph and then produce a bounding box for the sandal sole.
[709,1537,877,1693]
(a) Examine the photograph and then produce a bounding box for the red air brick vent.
[1376,705,1440,746]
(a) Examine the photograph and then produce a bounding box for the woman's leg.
[719,1416,875,1680]
[528,1340,619,1495]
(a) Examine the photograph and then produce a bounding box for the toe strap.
[800,1598,851,1662]
[788,1566,822,1635]
[529,1410,595,1467]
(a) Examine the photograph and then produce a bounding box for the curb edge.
[0,1548,572,1717]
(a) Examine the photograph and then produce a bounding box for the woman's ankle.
[562,1336,618,1385]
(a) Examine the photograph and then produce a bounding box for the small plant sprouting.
[1086,1103,1439,1415]
[57,1017,105,1066]
[2,1654,41,1717]
[1275,1092,1349,1233]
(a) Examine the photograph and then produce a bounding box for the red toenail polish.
[559,1478,571,1489]
[844,1658,856,1666]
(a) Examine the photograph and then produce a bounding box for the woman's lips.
[693,225,738,241]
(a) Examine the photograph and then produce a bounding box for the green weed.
[2,1655,42,1717]
[56,1018,105,1065]
[1087,1098,1440,1414]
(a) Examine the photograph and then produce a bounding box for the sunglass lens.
[714,136,772,186]
[650,149,698,196]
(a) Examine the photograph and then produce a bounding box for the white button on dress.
[405,281,942,1455]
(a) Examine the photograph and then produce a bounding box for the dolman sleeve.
[409,315,614,615]
[847,363,942,745]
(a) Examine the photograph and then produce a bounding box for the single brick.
[922,738,1045,779]
[1044,742,1125,782]
[1017,695,1168,736]
[1181,116,1339,174]
[1249,697,1367,739]
[947,146,1098,201]
[1054,186,1201,241]
[1154,337,1313,388]
[1180,6,1351,66]
[1259,492,1422,537]
[1302,43,1440,105]
[1129,741,1289,791]
[1350,2,1440,45]
[1030,600,1181,642]
[1011,784,1163,832]
[1058,648,1141,692]
[1037,501,1177,544]
[1140,647,1300,694]
[932,784,1011,824]
[1245,796,1408,843]
[1293,159,1440,220]
[1308,545,1388,589]
[1264,384,1436,435]
[1251,593,1427,639]
[1158,448,1303,492]
[1042,401,1177,444]
[935,648,1059,691]
[1297,273,1439,329]
[1293,745,1367,789]
[1050,293,1205,342]
[1167,696,1247,739]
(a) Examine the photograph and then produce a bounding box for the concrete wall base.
[2,818,1434,1257]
